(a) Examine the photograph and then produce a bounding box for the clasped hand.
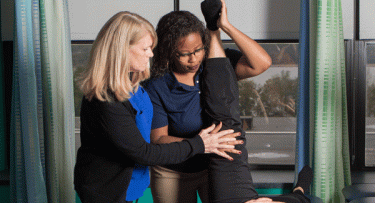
[199,122,243,160]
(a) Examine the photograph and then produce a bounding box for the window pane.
[72,44,92,117]
[224,43,299,165]
[72,43,299,165]
[366,43,375,167]
[72,44,92,154]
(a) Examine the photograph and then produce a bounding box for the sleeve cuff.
[185,135,205,154]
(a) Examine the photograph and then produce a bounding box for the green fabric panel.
[11,0,75,201]
[40,0,76,202]
[39,0,59,201]
[311,0,351,202]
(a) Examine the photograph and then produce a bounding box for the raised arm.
[217,0,272,80]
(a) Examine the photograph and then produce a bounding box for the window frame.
[71,39,375,170]
[351,40,375,171]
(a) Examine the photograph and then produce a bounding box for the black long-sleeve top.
[74,90,205,203]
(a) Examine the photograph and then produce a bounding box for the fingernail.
[238,151,242,154]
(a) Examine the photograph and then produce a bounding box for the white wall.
[0,0,361,41]
[181,0,300,40]
[360,0,375,39]
[68,0,173,40]
[342,0,354,39]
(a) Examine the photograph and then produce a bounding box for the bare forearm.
[151,134,185,144]
[221,23,272,75]
[151,126,185,144]
[207,30,226,58]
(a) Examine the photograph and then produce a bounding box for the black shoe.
[201,0,222,30]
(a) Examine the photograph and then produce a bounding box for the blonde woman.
[73,11,241,203]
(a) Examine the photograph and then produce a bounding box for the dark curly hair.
[150,11,210,78]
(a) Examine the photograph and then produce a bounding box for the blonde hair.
[79,11,157,102]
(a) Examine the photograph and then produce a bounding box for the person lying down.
[245,166,313,203]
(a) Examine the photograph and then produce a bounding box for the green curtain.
[10,0,75,202]
[0,1,6,171]
[309,0,351,202]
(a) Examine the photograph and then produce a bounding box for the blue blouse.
[126,87,153,201]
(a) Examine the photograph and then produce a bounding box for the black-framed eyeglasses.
[176,47,206,59]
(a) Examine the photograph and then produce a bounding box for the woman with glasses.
[143,0,272,202]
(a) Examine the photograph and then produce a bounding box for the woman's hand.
[217,0,231,31]
[199,122,243,160]
[210,122,243,156]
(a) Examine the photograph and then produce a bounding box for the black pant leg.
[207,146,258,203]
[202,58,243,134]
[202,58,258,203]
